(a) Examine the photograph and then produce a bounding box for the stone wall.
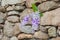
[0,0,60,40]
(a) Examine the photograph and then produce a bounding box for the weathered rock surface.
[0,34,3,40]
[34,31,49,39]
[19,25,35,33]
[4,21,21,37]
[7,11,19,15]
[13,23,20,35]
[57,27,60,35]
[38,1,58,12]
[1,0,25,6]
[0,12,6,23]
[6,6,14,11]
[50,37,60,40]
[18,33,33,39]
[26,0,46,7]
[6,5,25,11]
[14,5,25,10]
[0,29,3,40]
[4,21,15,37]
[41,8,60,26]
[40,26,50,32]
[0,6,6,12]
[10,36,18,40]
[0,0,60,40]
[0,24,4,28]
[48,27,56,37]
[26,0,35,7]
[51,0,59,1]
[2,36,10,40]
[7,16,19,23]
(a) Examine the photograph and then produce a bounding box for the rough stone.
[7,11,19,15]
[6,5,25,11]
[0,29,3,40]
[50,37,60,40]
[0,6,6,12]
[51,0,59,2]
[41,8,60,26]
[7,16,19,23]
[40,26,50,32]
[4,21,15,37]
[48,27,56,37]
[14,5,25,10]
[0,12,6,23]
[19,24,35,34]
[57,27,60,35]
[18,33,33,39]
[6,6,14,11]
[1,0,25,6]
[4,21,21,37]
[2,36,10,40]
[38,1,58,12]
[34,31,49,39]
[0,34,3,40]
[13,23,20,35]
[10,36,18,40]
[41,12,53,25]
[26,0,35,7]
[26,0,46,7]
[0,24,4,28]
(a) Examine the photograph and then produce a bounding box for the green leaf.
[32,3,38,12]
[32,3,43,17]
[35,0,37,1]
[40,12,43,17]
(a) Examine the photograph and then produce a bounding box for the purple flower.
[23,15,29,21]
[21,15,29,26]
[31,12,40,30]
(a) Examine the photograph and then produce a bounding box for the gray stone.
[6,5,25,11]
[14,6,25,10]
[0,34,3,40]
[4,21,21,37]
[7,16,19,23]
[51,0,59,1]
[0,6,6,12]
[34,31,49,39]
[1,0,25,6]
[4,21,14,37]
[6,6,14,11]
[40,26,50,32]
[57,27,60,35]
[0,29,3,40]
[2,36,10,40]
[0,24,4,28]
[38,1,58,12]
[0,12,6,23]
[7,11,19,15]
[19,24,35,33]
[13,23,21,35]
[10,36,18,40]
[48,27,56,37]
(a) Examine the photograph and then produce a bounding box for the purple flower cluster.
[21,12,40,30]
